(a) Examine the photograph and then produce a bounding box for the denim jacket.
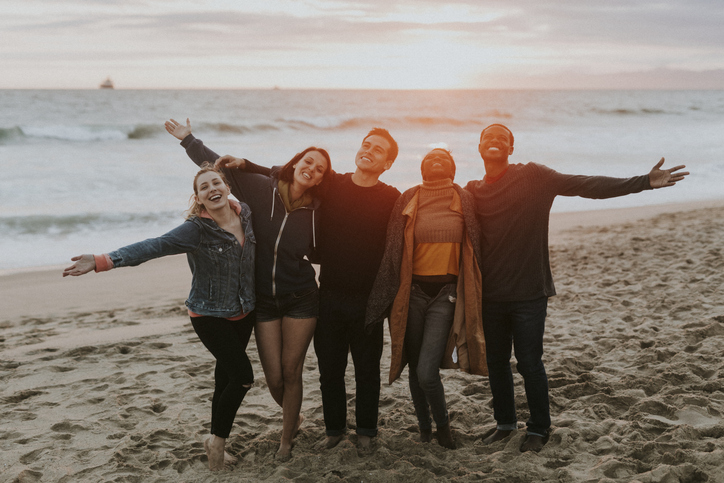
[107,202,256,318]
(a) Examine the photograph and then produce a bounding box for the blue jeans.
[481,297,550,436]
[405,283,456,431]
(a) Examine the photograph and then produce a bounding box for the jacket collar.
[199,199,242,219]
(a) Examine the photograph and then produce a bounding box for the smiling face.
[478,125,514,164]
[355,134,392,176]
[194,171,230,211]
[292,150,328,190]
[421,149,455,181]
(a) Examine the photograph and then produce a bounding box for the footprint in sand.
[147,342,173,349]
[47,365,75,372]
[4,389,44,404]
[50,421,90,433]
[19,448,46,465]
[11,469,43,482]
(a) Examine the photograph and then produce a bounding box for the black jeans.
[481,297,550,436]
[314,288,383,437]
[191,313,255,439]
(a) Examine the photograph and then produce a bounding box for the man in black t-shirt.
[465,124,689,453]
[311,128,400,451]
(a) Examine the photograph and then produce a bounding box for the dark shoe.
[420,427,432,443]
[436,422,456,449]
[482,428,513,445]
[520,433,549,453]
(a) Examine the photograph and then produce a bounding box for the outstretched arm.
[62,254,96,277]
[63,222,201,278]
[648,157,689,188]
[165,117,221,167]
[165,117,270,177]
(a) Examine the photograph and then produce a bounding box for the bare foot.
[204,436,225,471]
[323,434,344,449]
[420,427,432,443]
[436,423,456,449]
[224,451,238,466]
[275,443,292,462]
[482,428,513,445]
[357,435,372,455]
[520,433,547,453]
[292,414,305,439]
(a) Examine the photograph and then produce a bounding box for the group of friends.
[63,119,688,471]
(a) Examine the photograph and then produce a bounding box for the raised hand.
[165,118,192,140]
[62,254,96,277]
[648,157,689,188]
[215,155,246,170]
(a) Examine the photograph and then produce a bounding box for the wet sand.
[2,201,723,482]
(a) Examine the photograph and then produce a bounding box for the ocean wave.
[0,126,24,141]
[591,107,672,116]
[1,212,180,236]
[20,125,128,141]
[1,111,512,145]
[127,124,164,139]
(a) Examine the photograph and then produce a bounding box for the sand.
[2,201,724,482]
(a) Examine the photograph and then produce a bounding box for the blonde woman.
[64,165,255,471]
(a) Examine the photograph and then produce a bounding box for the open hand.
[164,118,192,140]
[215,155,246,170]
[648,157,689,188]
[62,254,96,277]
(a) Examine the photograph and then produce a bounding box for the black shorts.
[255,287,320,322]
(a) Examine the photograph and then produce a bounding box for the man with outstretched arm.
[464,123,689,453]
[165,118,401,452]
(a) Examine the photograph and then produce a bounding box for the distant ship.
[99,77,114,89]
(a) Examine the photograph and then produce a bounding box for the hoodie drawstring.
[271,187,276,221]
[312,209,316,248]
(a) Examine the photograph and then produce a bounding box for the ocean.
[1,89,723,271]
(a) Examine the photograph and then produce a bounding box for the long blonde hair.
[185,163,231,220]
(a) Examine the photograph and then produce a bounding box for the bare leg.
[254,320,284,407]
[277,316,316,460]
[294,413,305,438]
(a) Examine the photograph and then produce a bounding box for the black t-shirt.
[318,172,400,294]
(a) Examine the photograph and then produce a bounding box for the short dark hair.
[364,127,398,163]
[278,146,333,198]
[480,124,514,146]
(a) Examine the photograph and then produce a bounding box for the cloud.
[1,0,723,88]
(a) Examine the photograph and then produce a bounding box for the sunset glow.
[2,0,723,89]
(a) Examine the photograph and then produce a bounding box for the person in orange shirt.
[366,148,487,449]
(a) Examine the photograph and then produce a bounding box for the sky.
[2,0,724,90]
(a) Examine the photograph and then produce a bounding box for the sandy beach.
[2,200,723,483]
